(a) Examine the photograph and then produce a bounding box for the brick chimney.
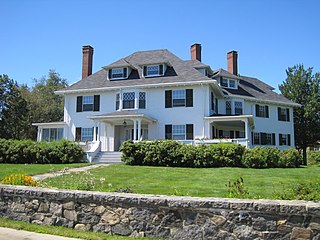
[227,50,238,75]
[82,45,94,79]
[190,43,201,62]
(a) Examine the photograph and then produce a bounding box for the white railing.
[86,141,101,162]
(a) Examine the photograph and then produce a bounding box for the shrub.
[1,174,38,187]
[273,180,320,200]
[307,151,320,165]
[0,139,85,164]
[279,149,302,167]
[242,147,281,168]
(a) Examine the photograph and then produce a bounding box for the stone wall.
[0,184,319,239]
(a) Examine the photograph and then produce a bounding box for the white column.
[93,123,97,141]
[133,119,137,141]
[243,119,249,148]
[38,128,42,141]
[134,91,139,109]
[119,91,123,110]
[137,119,141,141]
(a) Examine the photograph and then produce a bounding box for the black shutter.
[278,107,281,121]
[266,106,269,118]
[211,92,214,111]
[236,131,240,138]
[272,133,276,145]
[76,96,83,112]
[251,132,254,145]
[186,89,193,107]
[279,134,283,146]
[108,69,112,79]
[123,68,127,78]
[165,125,172,139]
[165,90,172,108]
[95,127,98,141]
[286,108,290,121]
[261,132,267,145]
[288,134,291,146]
[75,127,82,141]
[159,64,163,75]
[94,95,100,111]
[230,131,235,139]
[256,104,260,117]
[219,130,223,138]
[143,66,147,76]
[212,126,215,138]
[186,124,194,140]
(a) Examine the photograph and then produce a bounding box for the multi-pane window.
[220,78,237,89]
[278,107,290,121]
[226,101,231,115]
[252,132,275,145]
[172,125,186,140]
[81,128,93,142]
[256,104,269,118]
[147,65,159,76]
[279,134,291,146]
[235,101,243,115]
[82,96,94,111]
[42,128,63,142]
[139,92,146,109]
[122,92,135,109]
[173,90,186,107]
[111,68,127,79]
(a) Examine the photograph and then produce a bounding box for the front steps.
[93,151,122,164]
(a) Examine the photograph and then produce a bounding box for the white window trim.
[220,78,238,89]
[116,89,146,111]
[144,64,164,77]
[172,89,186,107]
[109,67,128,80]
[172,125,186,140]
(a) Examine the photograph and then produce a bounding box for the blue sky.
[1,0,319,91]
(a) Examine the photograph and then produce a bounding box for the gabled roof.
[60,49,213,93]
[213,69,300,107]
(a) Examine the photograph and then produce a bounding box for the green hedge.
[120,140,302,168]
[0,139,85,164]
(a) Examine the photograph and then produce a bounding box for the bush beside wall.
[120,140,302,168]
[0,139,85,164]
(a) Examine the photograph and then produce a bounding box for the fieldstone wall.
[0,184,319,239]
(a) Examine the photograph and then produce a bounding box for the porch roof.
[204,115,254,128]
[88,110,157,124]
[32,122,66,128]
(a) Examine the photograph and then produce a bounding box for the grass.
[0,217,146,240]
[43,164,320,199]
[0,163,91,179]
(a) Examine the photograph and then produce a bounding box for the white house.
[33,44,299,161]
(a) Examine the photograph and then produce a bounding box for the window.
[165,124,193,140]
[144,64,164,77]
[278,107,290,121]
[172,125,186,140]
[83,96,94,111]
[255,104,269,118]
[81,128,93,141]
[165,89,193,108]
[226,101,231,115]
[252,132,275,145]
[76,95,100,112]
[123,92,135,109]
[41,128,63,142]
[235,101,243,115]
[173,90,186,107]
[139,92,146,109]
[220,78,237,89]
[109,68,128,79]
[279,134,291,146]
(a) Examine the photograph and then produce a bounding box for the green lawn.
[0,163,91,179]
[0,217,146,240]
[43,164,320,199]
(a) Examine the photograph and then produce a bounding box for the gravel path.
[33,164,109,181]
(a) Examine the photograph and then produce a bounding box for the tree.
[0,75,29,139]
[279,64,320,165]
[22,70,68,139]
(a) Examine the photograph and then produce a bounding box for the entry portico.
[89,111,157,151]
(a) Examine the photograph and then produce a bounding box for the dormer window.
[220,78,238,89]
[143,64,164,77]
[108,68,128,80]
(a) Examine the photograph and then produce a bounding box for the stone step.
[93,151,122,163]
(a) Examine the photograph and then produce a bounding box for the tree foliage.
[279,64,320,165]
[0,75,29,139]
[22,70,68,139]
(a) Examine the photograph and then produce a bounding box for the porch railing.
[177,138,248,147]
